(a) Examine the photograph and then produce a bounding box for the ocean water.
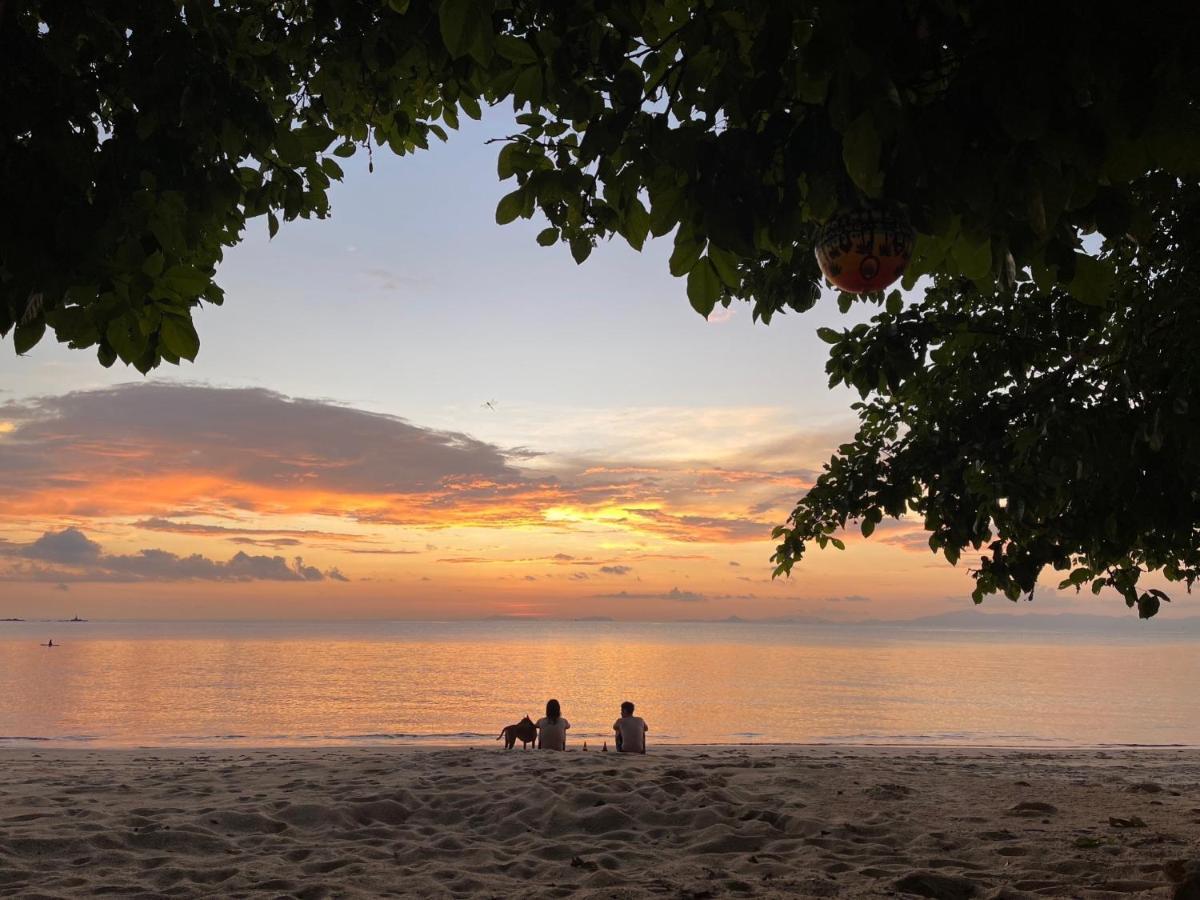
[0,619,1197,748]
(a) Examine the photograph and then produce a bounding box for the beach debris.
[602,741,608,752]
[1008,801,1058,816]
[582,741,587,751]
[1109,815,1148,828]
[570,856,598,871]
[866,782,913,800]
[1165,859,1200,900]
[894,870,979,899]
[1129,781,1165,793]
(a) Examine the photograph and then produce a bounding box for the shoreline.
[2,745,1197,897]
[4,739,1200,753]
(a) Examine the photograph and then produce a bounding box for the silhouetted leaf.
[687,257,721,316]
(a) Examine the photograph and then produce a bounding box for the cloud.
[598,565,633,575]
[362,267,425,293]
[54,582,69,592]
[0,384,821,547]
[728,561,741,567]
[131,518,367,542]
[1,384,524,515]
[870,519,932,552]
[228,537,303,548]
[592,587,707,603]
[622,508,770,542]
[823,594,872,604]
[22,528,101,564]
[338,547,422,555]
[0,529,348,584]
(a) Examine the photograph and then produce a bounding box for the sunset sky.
[0,109,1113,620]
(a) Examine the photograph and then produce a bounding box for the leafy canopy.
[3,1,1198,613]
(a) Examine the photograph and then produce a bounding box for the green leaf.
[512,65,544,108]
[649,185,683,237]
[333,142,357,158]
[320,157,344,180]
[495,35,538,64]
[13,320,45,355]
[952,233,993,281]
[297,124,337,154]
[669,229,704,277]
[142,251,165,278]
[460,95,482,121]
[569,236,592,264]
[842,113,882,198]
[159,314,200,362]
[816,327,841,344]
[106,314,146,363]
[708,245,740,288]
[495,189,525,224]
[268,212,280,239]
[438,0,476,58]
[161,265,211,295]
[1069,254,1115,307]
[624,199,650,251]
[536,227,558,246]
[496,142,521,180]
[686,257,721,317]
[860,518,875,538]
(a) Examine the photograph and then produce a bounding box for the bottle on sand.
[583,741,588,751]
[602,741,608,752]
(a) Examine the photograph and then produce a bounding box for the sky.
[0,107,1128,621]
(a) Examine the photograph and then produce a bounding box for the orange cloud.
[0,385,813,546]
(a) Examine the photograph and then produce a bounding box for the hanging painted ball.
[814,207,915,294]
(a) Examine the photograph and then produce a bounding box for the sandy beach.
[1,745,1198,898]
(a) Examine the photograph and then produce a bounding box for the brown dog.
[497,715,538,749]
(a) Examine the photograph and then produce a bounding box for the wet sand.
[1,745,1198,898]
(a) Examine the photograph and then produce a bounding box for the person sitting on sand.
[613,700,648,753]
[536,699,569,750]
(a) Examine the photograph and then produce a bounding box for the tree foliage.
[3,1,1199,613]
[782,179,1200,619]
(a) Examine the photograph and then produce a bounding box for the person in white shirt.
[613,700,648,753]
[536,698,569,750]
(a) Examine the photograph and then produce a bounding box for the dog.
[497,715,538,749]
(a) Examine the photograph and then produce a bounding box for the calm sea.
[0,620,1196,749]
